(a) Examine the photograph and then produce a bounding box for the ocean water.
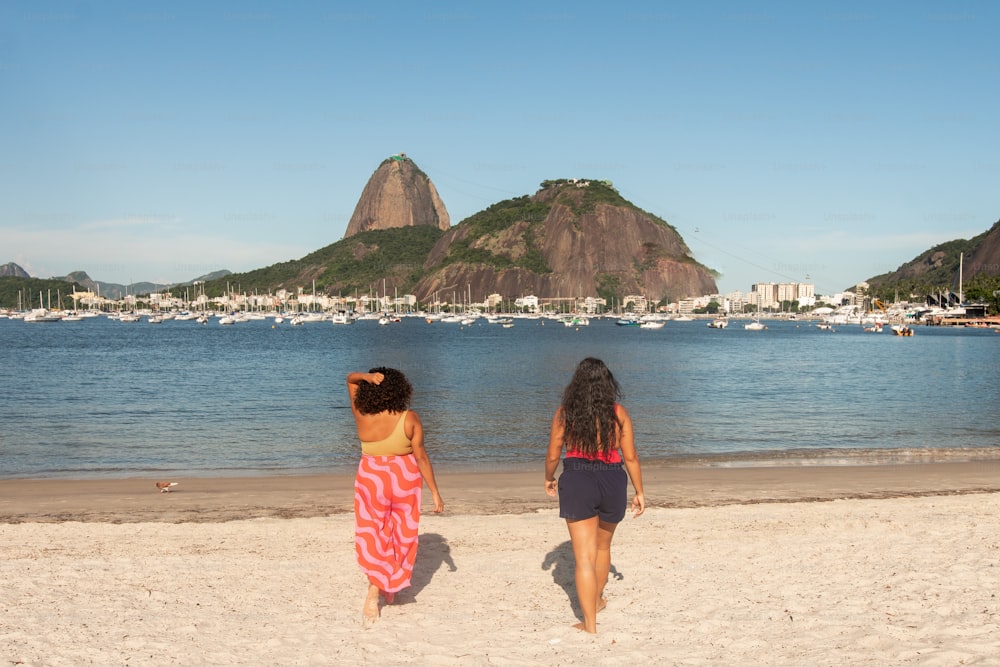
[1,315,998,479]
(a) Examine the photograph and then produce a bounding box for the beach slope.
[2,464,998,664]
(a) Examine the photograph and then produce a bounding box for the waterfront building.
[578,296,606,314]
[486,293,504,311]
[514,295,539,313]
[622,294,648,313]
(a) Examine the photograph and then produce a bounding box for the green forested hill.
[201,225,444,297]
[0,277,85,309]
[865,219,1000,308]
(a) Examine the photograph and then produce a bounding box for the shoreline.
[4,444,997,484]
[4,462,999,662]
[2,459,998,523]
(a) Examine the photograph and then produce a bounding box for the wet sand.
[2,460,998,523]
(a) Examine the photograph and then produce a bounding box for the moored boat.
[24,309,62,323]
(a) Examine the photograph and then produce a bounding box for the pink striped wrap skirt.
[354,454,422,593]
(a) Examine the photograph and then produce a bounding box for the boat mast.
[959,252,964,304]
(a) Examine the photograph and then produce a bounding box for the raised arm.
[346,371,383,411]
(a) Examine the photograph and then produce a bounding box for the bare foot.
[362,585,380,628]
[597,597,608,613]
[572,622,597,634]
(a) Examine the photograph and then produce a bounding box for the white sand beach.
[2,464,999,665]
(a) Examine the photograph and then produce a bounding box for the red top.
[564,404,623,463]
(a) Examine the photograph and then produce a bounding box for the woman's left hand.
[631,492,645,517]
[431,492,444,513]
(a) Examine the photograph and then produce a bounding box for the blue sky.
[2,1,996,296]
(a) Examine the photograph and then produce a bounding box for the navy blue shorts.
[558,457,627,523]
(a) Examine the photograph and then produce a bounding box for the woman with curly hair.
[544,357,645,633]
[348,368,444,627]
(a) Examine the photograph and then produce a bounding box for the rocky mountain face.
[1,262,30,278]
[959,219,1000,278]
[344,154,450,238]
[412,180,717,304]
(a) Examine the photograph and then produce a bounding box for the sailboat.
[744,297,766,330]
[24,291,62,322]
[744,319,766,331]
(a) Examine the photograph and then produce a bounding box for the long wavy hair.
[559,357,622,457]
[354,367,413,415]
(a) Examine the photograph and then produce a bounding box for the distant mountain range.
[59,270,233,300]
[0,265,232,301]
[3,152,997,309]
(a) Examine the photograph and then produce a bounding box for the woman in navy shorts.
[544,357,646,634]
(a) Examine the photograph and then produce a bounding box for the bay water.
[1,315,997,479]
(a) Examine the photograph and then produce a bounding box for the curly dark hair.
[353,367,413,415]
[559,357,622,458]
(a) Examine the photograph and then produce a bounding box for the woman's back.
[354,410,411,443]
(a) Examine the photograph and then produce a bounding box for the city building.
[622,294,648,312]
[514,295,539,313]
[749,282,816,310]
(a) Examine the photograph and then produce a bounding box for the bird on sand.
[155,481,179,493]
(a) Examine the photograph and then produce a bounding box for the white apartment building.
[578,296,607,314]
[514,295,539,312]
[750,282,816,309]
[677,295,717,314]
[622,294,648,312]
[676,299,695,315]
[725,291,747,314]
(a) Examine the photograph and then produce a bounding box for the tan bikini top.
[360,411,413,456]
